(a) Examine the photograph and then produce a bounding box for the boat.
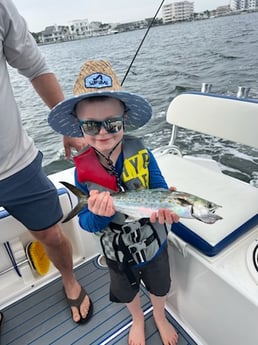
[0,87,257,345]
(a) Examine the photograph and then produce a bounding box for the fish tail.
[59,181,88,223]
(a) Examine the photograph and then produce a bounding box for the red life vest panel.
[73,146,119,192]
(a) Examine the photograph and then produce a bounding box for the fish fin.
[176,197,193,207]
[59,181,88,223]
[62,201,86,223]
[60,181,88,199]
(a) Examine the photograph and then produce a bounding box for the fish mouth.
[192,204,223,224]
[192,213,223,224]
[209,207,219,214]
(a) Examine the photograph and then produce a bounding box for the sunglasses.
[79,116,124,136]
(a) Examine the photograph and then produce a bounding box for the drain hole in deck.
[97,255,108,267]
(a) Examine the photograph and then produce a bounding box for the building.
[67,19,90,38]
[162,1,194,23]
[230,0,258,10]
[216,5,230,15]
[114,20,147,32]
[246,0,258,9]
[40,25,70,44]
[230,0,239,10]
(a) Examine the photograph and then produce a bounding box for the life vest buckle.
[128,233,156,263]
[128,241,147,254]
[121,221,142,234]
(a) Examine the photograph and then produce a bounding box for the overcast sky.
[14,0,229,32]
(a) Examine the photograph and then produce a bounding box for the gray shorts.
[107,244,171,303]
[0,151,63,230]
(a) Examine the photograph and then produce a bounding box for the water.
[9,12,258,184]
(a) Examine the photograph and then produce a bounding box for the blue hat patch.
[85,73,112,89]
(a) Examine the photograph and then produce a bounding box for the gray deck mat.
[1,257,197,345]
[109,310,197,345]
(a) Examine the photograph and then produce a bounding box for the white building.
[40,25,70,43]
[230,0,238,10]
[89,21,103,33]
[162,1,194,23]
[67,19,90,38]
[230,0,258,10]
[246,0,258,9]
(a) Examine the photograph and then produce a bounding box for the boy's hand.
[150,209,179,224]
[169,186,177,192]
[88,190,116,217]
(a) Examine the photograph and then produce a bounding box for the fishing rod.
[121,0,165,86]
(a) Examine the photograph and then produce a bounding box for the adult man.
[0,0,92,324]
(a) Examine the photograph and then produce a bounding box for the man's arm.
[32,73,88,157]
[31,73,64,108]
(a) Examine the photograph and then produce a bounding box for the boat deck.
[1,256,197,345]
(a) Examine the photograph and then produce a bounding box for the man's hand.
[63,136,88,159]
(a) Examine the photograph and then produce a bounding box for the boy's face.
[76,97,124,154]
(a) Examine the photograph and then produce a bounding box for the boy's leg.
[126,292,145,345]
[149,293,178,345]
[107,260,144,344]
[30,224,91,323]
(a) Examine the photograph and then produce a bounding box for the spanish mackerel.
[60,181,222,224]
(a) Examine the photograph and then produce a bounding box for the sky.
[14,0,229,32]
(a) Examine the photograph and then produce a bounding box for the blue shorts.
[0,151,63,231]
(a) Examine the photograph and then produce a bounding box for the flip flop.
[65,287,93,324]
[0,311,4,332]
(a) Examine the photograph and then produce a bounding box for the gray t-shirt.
[0,0,50,179]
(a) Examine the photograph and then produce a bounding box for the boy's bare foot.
[154,317,178,345]
[128,318,145,345]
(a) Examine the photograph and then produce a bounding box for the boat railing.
[152,144,182,157]
[168,83,213,147]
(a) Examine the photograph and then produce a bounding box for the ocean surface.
[9,12,258,185]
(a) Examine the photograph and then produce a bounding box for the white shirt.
[0,0,50,179]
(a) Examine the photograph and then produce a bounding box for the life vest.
[73,145,119,192]
[74,135,168,272]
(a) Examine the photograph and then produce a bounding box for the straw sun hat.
[48,60,152,137]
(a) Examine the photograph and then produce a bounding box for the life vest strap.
[128,233,156,255]
[109,218,149,233]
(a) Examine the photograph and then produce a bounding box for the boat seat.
[0,188,72,243]
[158,154,258,256]
[161,92,258,256]
[166,91,258,149]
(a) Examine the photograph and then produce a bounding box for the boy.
[48,60,179,345]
